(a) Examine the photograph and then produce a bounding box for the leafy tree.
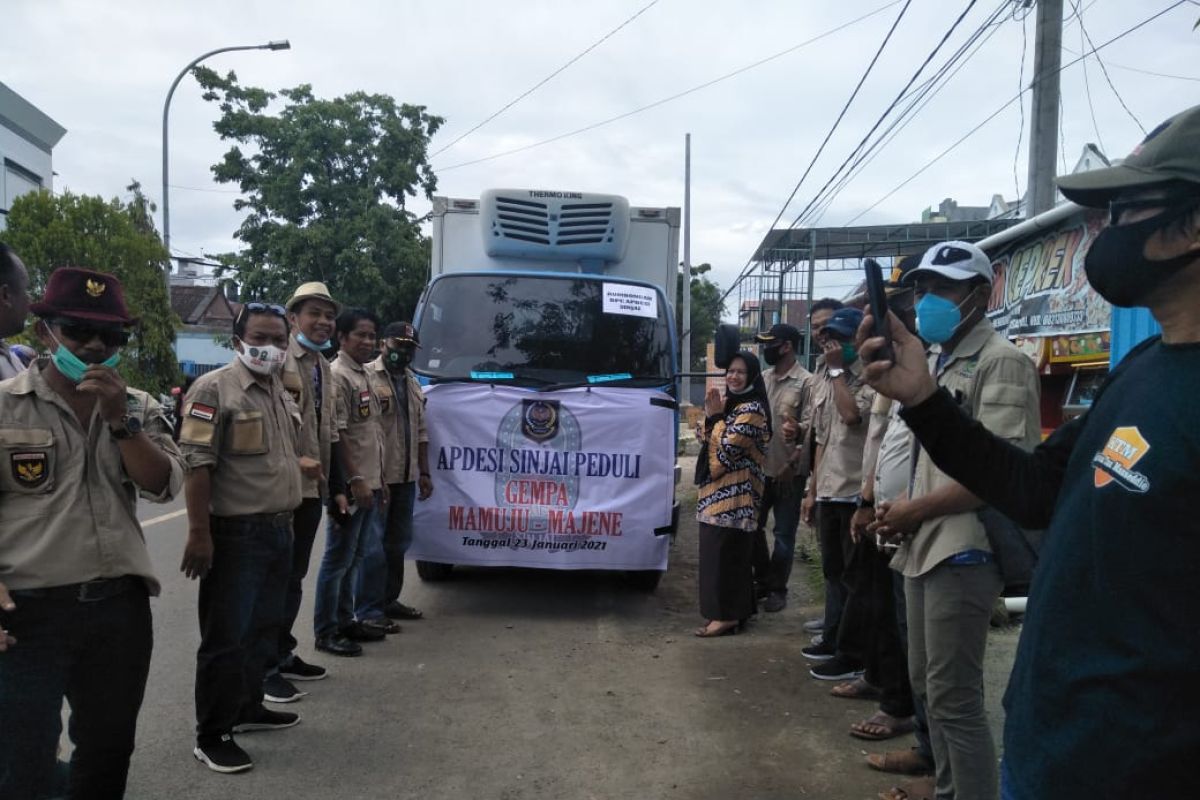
[3,182,181,395]
[675,262,725,370]
[193,68,443,323]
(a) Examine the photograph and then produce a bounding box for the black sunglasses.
[1108,194,1200,226]
[234,302,288,328]
[55,321,131,348]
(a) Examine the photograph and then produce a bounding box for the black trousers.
[276,496,323,667]
[0,583,151,800]
[859,545,915,718]
[816,501,856,644]
[698,522,755,622]
[195,514,292,741]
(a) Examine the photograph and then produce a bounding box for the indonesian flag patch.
[188,402,216,422]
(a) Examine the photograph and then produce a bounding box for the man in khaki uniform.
[260,282,341,703]
[314,308,390,656]
[871,242,1040,800]
[0,267,183,799]
[752,323,810,612]
[0,242,31,379]
[363,322,433,623]
[180,302,312,774]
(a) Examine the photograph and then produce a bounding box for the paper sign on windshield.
[602,283,657,319]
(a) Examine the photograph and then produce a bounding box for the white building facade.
[0,82,66,230]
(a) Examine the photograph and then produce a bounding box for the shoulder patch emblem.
[12,452,47,487]
[188,403,216,422]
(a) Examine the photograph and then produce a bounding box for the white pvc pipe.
[1004,597,1027,614]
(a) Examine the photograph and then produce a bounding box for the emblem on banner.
[521,400,559,442]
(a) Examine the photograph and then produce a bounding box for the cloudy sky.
[5,0,1198,307]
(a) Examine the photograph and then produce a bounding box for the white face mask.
[236,341,286,375]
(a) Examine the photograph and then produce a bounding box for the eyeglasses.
[385,337,417,350]
[234,302,289,329]
[1108,193,1200,225]
[54,321,131,348]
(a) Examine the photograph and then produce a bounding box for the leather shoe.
[315,634,362,657]
[361,617,401,635]
[339,622,385,642]
[384,601,424,620]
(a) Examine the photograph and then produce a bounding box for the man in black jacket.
[857,105,1200,799]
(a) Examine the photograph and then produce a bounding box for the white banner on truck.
[602,282,658,318]
[410,383,674,571]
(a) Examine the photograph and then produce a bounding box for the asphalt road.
[111,487,1018,800]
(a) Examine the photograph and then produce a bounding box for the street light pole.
[161,40,290,275]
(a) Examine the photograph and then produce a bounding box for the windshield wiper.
[538,374,669,392]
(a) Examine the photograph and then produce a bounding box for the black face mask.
[1085,203,1200,307]
[386,350,412,371]
[762,345,783,366]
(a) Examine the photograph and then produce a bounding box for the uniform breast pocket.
[376,384,394,415]
[229,410,268,455]
[0,427,56,495]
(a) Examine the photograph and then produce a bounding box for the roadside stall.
[979,203,1111,434]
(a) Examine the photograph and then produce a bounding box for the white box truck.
[408,189,682,590]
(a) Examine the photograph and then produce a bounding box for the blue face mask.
[296,331,332,352]
[49,329,120,383]
[915,293,970,344]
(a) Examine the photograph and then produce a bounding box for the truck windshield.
[414,275,673,383]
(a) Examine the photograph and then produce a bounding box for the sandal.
[877,776,935,800]
[850,711,915,741]
[865,748,934,776]
[693,621,742,638]
[830,677,882,700]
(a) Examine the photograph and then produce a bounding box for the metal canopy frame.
[739,218,1022,367]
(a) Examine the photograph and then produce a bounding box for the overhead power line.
[1072,0,1147,134]
[1060,46,1200,82]
[436,0,905,173]
[430,0,661,159]
[843,1,1189,226]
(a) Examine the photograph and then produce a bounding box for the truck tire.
[416,561,454,582]
[625,570,663,593]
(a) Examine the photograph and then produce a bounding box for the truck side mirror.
[713,323,740,370]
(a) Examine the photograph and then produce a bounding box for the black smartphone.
[863,258,894,363]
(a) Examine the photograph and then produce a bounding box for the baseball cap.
[1057,104,1200,208]
[286,281,341,314]
[886,255,919,294]
[821,307,863,339]
[905,241,994,285]
[383,321,421,347]
[754,323,801,347]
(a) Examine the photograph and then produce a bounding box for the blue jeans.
[315,493,380,638]
[353,492,391,622]
[1000,760,1019,800]
[195,513,292,741]
[382,481,417,603]
[754,476,803,594]
[0,582,152,800]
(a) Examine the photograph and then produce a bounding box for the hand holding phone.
[863,258,894,364]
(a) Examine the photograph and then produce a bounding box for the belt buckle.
[77,578,111,603]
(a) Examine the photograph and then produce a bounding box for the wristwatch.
[828,368,845,379]
[110,414,142,440]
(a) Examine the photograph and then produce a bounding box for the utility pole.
[682,133,692,406]
[1024,0,1063,217]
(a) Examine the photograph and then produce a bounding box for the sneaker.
[802,619,824,634]
[763,591,788,613]
[315,634,362,657]
[360,617,401,635]
[339,621,385,642]
[193,734,253,774]
[384,601,424,620]
[233,707,300,733]
[279,655,327,681]
[263,674,306,704]
[810,633,825,647]
[801,642,836,661]
[809,657,865,681]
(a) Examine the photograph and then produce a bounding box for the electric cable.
[430,0,661,159]
[843,1,1189,226]
[436,0,904,173]
[1072,0,1147,134]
